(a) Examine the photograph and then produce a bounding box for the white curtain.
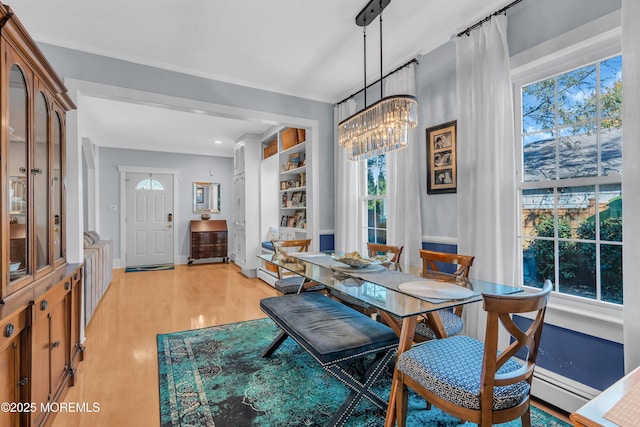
[385,63,423,267]
[622,0,640,372]
[455,15,517,340]
[334,99,360,252]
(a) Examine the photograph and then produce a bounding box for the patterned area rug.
[125,263,174,273]
[157,318,570,427]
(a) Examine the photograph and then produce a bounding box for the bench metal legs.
[262,330,288,358]
[262,328,394,427]
[325,349,395,427]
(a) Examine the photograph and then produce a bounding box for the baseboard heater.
[530,365,600,413]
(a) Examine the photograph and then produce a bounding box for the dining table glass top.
[258,252,522,318]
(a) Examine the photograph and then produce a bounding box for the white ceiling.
[10,0,510,156]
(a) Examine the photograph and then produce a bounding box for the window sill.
[518,289,623,343]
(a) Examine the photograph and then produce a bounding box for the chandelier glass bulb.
[339,94,418,161]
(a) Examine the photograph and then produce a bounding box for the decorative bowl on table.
[331,252,381,269]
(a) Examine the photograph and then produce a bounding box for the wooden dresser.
[188,220,229,265]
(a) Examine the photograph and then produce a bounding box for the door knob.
[167,213,173,222]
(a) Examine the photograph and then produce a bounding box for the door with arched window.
[125,172,174,267]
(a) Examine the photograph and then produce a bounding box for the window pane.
[557,186,595,237]
[522,78,555,133]
[558,241,596,299]
[601,125,622,176]
[522,238,548,289]
[600,56,622,120]
[599,184,622,242]
[135,178,165,191]
[601,244,622,304]
[376,229,387,245]
[558,64,596,126]
[375,200,386,228]
[367,200,375,228]
[558,126,597,179]
[523,131,556,182]
[367,155,387,196]
[521,188,554,237]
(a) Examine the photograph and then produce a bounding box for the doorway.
[123,170,176,268]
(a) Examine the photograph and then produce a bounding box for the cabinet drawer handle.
[51,341,60,349]
[31,168,43,175]
[4,323,14,337]
[65,282,70,290]
[18,378,28,387]
[40,300,48,311]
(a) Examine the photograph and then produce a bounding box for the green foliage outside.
[576,218,623,304]
[528,215,622,304]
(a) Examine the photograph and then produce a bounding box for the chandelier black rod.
[379,10,383,101]
[456,0,523,37]
[336,57,419,106]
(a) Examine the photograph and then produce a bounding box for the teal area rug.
[125,263,174,273]
[157,318,570,427]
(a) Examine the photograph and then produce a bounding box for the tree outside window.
[364,155,387,245]
[519,55,622,304]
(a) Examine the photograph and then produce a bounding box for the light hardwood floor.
[52,263,570,426]
[52,263,277,427]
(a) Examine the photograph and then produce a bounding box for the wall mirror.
[193,182,220,213]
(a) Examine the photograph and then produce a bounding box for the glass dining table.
[258,252,523,426]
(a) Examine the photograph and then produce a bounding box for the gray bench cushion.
[260,293,398,365]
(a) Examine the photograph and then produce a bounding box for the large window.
[518,55,622,304]
[362,155,387,247]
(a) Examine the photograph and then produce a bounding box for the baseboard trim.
[530,366,599,413]
[256,268,277,287]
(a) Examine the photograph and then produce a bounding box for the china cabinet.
[0,3,83,426]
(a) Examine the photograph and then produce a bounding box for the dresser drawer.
[191,231,227,244]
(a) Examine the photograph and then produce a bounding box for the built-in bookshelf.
[256,126,311,286]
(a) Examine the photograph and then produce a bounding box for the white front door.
[125,172,174,267]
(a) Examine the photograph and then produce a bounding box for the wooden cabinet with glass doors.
[0,3,82,426]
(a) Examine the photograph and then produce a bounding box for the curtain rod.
[336,58,419,106]
[456,0,523,37]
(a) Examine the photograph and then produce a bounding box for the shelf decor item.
[338,0,418,161]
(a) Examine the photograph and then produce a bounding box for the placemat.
[604,381,640,427]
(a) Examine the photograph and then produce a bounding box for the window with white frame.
[517,54,622,304]
[362,154,388,247]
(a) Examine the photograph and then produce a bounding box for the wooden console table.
[188,220,228,265]
[570,366,640,427]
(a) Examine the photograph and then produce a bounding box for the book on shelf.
[291,192,302,207]
[280,215,289,227]
[295,210,306,228]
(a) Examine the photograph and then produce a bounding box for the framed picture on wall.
[426,120,457,194]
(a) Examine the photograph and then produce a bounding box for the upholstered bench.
[260,292,398,426]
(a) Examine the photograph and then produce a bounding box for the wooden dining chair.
[367,242,404,270]
[330,243,404,316]
[271,239,325,295]
[415,249,475,341]
[394,280,552,427]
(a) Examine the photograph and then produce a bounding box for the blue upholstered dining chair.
[414,249,475,341]
[271,239,326,295]
[393,280,552,427]
[329,243,404,316]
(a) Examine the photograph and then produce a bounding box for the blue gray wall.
[98,147,233,263]
[38,43,336,234]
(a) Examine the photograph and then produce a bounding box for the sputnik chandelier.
[338,0,418,161]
